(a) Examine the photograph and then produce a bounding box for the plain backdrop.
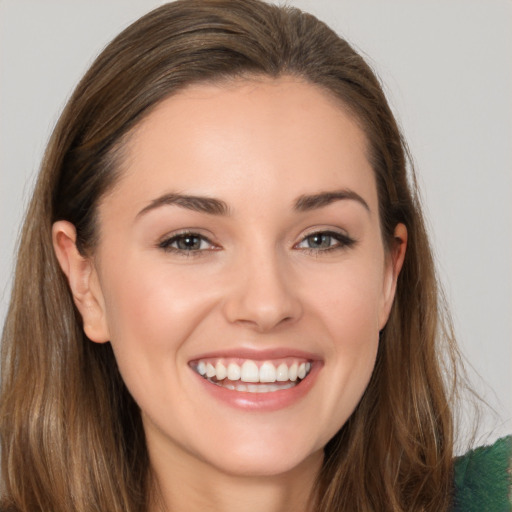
[1,0,511,448]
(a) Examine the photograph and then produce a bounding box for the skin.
[53,77,407,512]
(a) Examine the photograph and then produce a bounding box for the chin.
[201,442,324,478]
[183,419,328,479]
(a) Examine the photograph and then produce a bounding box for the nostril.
[226,305,298,332]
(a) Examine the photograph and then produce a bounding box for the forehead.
[106,76,377,214]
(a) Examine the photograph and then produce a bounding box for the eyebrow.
[136,188,370,219]
[294,189,370,213]
[137,193,229,218]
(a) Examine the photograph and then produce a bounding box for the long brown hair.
[1,1,460,510]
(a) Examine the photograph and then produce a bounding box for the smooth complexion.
[53,77,406,512]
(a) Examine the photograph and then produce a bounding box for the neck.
[147,442,322,512]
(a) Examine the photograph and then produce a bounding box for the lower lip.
[192,363,321,412]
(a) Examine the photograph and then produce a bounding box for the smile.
[191,358,313,393]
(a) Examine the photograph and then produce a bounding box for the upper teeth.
[195,359,312,383]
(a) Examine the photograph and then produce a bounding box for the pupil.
[178,236,200,250]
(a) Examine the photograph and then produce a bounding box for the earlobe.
[378,223,408,329]
[52,221,110,343]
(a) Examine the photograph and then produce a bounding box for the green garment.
[453,435,511,511]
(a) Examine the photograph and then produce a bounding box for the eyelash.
[158,230,356,257]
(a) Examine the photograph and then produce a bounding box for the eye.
[158,232,216,254]
[295,230,355,253]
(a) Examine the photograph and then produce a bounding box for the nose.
[222,251,303,332]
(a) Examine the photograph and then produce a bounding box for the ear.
[378,223,407,329]
[52,221,110,343]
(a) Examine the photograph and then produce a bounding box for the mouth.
[190,357,313,393]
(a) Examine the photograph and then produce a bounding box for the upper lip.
[188,347,322,363]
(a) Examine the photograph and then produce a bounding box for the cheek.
[324,276,381,382]
[96,257,227,434]
[98,256,223,364]
[309,257,385,341]
[304,259,383,423]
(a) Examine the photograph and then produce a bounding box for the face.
[58,77,405,479]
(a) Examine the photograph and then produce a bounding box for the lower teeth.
[208,378,297,393]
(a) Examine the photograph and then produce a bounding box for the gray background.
[1,0,511,448]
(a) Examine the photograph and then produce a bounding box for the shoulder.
[453,435,512,511]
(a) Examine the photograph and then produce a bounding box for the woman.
[0,1,509,511]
